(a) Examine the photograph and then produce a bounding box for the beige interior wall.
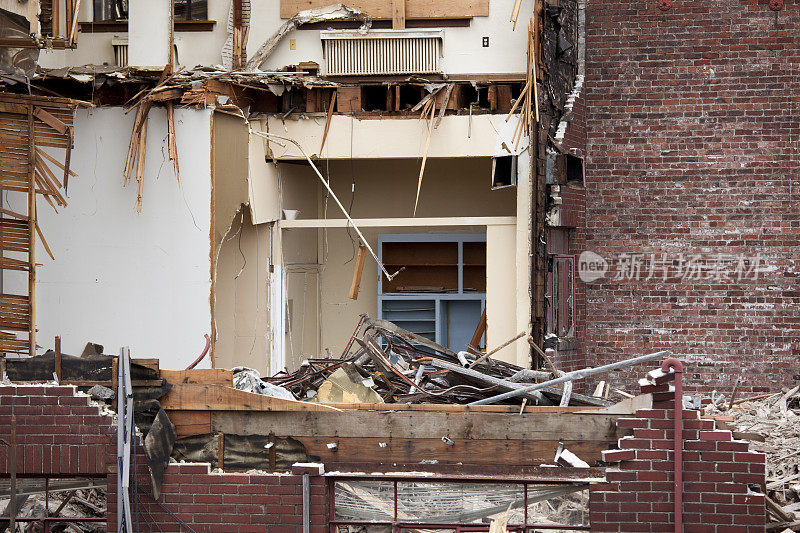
[278,158,517,365]
[212,112,271,373]
[486,224,519,365]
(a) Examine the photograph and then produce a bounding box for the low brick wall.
[107,463,329,532]
[589,369,766,532]
[0,385,115,476]
[1,377,767,532]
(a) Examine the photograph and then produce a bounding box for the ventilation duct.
[321,30,443,76]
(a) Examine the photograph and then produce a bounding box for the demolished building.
[1,0,798,530]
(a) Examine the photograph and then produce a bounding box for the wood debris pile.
[265,314,611,407]
[705,386,800,531]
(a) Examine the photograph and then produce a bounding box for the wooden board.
[336,87,362,113]
[160,368,233,386]
[210,410,628,442]
[159,383,341,412]
[323,402,600,413]
[280,0,488,19]
[297,436,611,467]
[166,410,212,437]
[133,358,159,373]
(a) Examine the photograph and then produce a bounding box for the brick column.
[589,367,766,532]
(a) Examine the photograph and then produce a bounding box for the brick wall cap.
[292,463,325,476]
[647,368,674,380]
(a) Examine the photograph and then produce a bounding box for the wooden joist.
[159,383,342,412]
[279,0,488,20]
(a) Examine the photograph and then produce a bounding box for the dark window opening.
[397,85,425,111]
[361,85,389,112]
[547,254,575,338]
[461,84,480,109]
[93,0,208,21]
[491,155,517,189]
[566,153,584,184]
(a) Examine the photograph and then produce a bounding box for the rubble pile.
[705,386,800,531]
[265,315,610,407]
[4,486,106,532]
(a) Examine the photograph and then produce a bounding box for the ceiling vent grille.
[321,30,443,76]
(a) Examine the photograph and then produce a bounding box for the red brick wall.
[551,90,589,375]
[563,93,586,157]
[589,367,766,532]
[108,462,329,533]
[0,385,115,476]
[584,0,800,393]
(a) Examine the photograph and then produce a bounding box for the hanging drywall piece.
[247,124,281,224]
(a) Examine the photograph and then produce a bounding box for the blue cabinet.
[378,234,486,352]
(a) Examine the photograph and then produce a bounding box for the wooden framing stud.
[54,335,61,382]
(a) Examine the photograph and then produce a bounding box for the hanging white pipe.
[250,129,402,281]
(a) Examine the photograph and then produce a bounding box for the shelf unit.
[378,234,486,351]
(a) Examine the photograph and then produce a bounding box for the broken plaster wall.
[277,158,518,367]
[12,106,213,368]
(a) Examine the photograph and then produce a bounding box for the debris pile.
[705,386,800,531]
[1,482,106,532]
[265,315,611,407]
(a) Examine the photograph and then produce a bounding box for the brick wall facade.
[589,367,766,532]
[584,0,800,393]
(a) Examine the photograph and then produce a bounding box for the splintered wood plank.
[160,368,233,387]
[348,245,367,300]
[33,107,69,135]
[280,0,488,19]
[159,383,341,412]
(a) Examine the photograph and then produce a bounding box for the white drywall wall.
[39,0,527,75]
[26,107,212,368]
[128,0,171,67]
[251,0,529,75]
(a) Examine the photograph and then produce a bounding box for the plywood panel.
[280,0,488,20]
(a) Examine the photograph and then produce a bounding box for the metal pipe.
[249,129,402,281]
[185,333,211,370]
[468,350,670,405]
[9,414,16,532]
[428,358,545,403]
[661,357,684,533]
[302,473,310,533]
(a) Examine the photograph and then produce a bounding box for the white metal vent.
[112,36,129,68]
[321,30,443,76]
